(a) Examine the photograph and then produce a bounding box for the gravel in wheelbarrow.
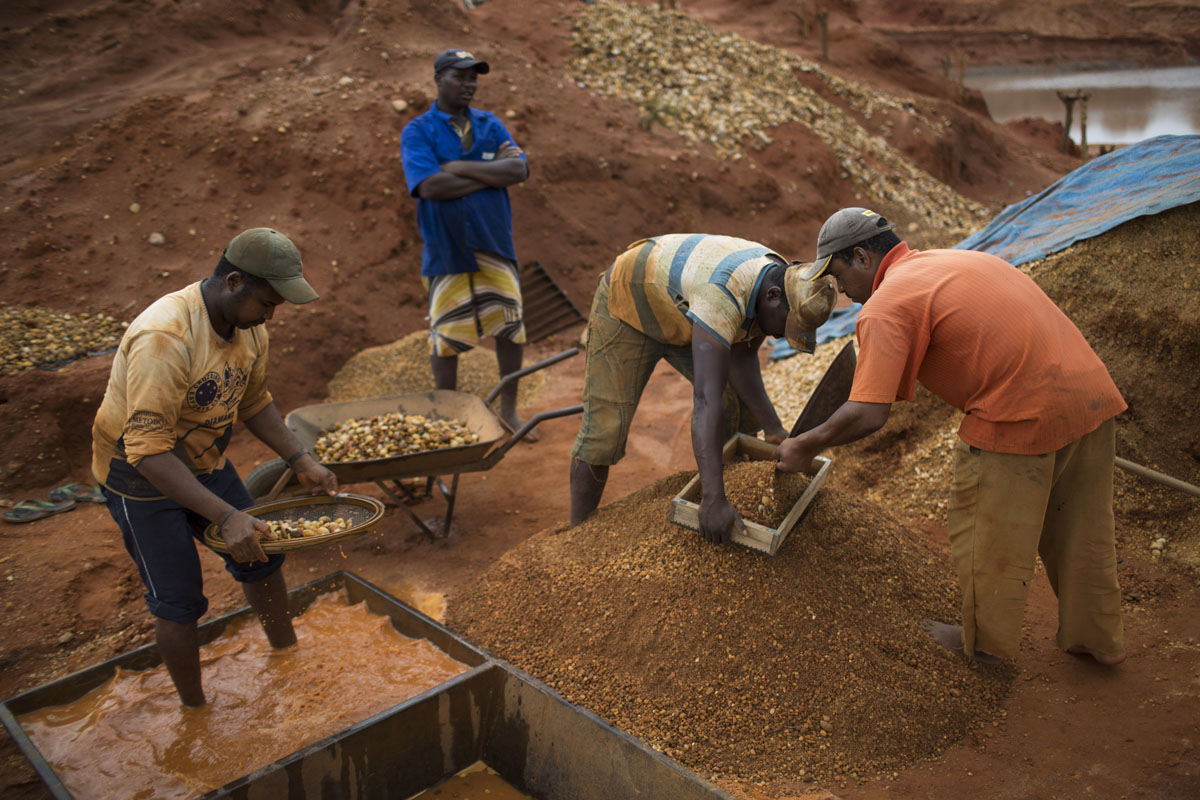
[203,494,386,554]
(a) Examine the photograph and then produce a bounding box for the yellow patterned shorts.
[423,250,527,358]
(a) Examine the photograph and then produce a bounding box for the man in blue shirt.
[401,48,534,435]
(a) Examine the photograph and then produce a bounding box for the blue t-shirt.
[400,105,526,277]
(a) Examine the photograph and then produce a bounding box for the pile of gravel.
[568,2,987,231]
[450,474,1012,788]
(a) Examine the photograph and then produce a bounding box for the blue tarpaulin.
[769,134,1200,361]
[954,135,1200,266]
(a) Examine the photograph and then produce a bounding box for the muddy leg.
[241,568,297,649]
[570,458,608,528]
[155,617,206,707]
[495,338,537,441]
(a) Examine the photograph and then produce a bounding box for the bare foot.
[500,412,540,443]
[921,619,1003,665]
[1066,644,1126,666]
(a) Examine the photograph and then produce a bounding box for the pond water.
[966,65,1200,145]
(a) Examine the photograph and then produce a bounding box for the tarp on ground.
[770,134,1200,360]
[954,134,1200,266]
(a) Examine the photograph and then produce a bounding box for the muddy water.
[21,592,468,799]
[966,65,1200,144]
[407,762,533,800]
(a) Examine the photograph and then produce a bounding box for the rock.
[505,108,517,119]
[148,232,166,246]
[391,99,408,113]
[338,75,355,86]
[57,631,74,645]
[128,202,141,214]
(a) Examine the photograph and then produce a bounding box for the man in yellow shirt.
[93,228,337,706]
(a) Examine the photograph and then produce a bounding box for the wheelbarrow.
[245,348,582,538]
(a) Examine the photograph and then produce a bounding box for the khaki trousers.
[947,419,1124,660]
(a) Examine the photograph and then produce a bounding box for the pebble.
[128,202,141,214]
[147,232,166,246]
[391,99,408,113]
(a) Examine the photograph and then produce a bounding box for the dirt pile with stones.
[569,1,987,232]
[324,330,547,409]
[450,474,1013,787]
[1,308,126,377]
[1024,201,1200,572]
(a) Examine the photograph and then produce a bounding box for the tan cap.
[224,228,318,305]
[800,208,895,281]
[782,266,836,354]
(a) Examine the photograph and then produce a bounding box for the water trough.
[1,571,732,800]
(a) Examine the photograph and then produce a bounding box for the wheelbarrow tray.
[285,390,508,484]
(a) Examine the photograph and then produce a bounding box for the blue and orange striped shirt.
[607,235,786,348]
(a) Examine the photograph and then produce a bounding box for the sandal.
[2,498,78,524]
[49,482,106,504]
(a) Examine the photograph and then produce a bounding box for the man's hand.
[496,140,524,160]
[776,435,818,474]
[293,454,338,496]
[699,495,746,544]
[222,511,270,564]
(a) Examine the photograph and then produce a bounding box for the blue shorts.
[102,461,286,624]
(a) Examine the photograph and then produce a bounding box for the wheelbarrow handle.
[485,404,584,463]
[484,347,580,406]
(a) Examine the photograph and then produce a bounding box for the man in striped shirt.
[570,234,836,542]
[777,208,1126,666]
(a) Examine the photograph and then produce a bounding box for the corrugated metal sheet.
[520,261,587,343]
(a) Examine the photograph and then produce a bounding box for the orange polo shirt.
[849,243,1125,454]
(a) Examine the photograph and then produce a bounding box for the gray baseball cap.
[224,228,319,304]
[801,208,896,280]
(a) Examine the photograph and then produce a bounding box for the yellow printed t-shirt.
[92,281,274,499]
[606,234,785,348]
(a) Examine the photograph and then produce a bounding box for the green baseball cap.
[800,207,895,281]
[224,228,318,304]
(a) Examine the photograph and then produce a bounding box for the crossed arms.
[416,141,529,200]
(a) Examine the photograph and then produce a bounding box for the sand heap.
[324,330,546,408]
[1024,201,1200,570]
[450,474,1012,787]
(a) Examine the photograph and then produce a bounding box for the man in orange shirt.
[777,208,1126,666]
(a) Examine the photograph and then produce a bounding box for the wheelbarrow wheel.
[244,458,299,501]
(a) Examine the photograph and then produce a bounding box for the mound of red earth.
[0,0,1080,493]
